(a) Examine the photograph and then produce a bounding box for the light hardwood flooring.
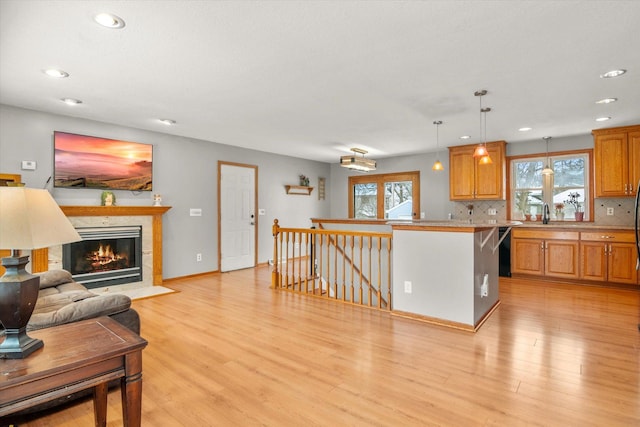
[6,266,640,426]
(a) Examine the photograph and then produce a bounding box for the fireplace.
[63,226,143,289]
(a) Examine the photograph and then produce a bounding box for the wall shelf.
[285,185,314,195]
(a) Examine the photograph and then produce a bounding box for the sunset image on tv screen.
[54,131,153,191]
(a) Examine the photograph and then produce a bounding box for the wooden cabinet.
[593,125,640,197]
[511,229,580,279]
[448,140,506,200]
[580,231,638,285]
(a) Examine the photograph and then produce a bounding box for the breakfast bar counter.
[389,220,519,331]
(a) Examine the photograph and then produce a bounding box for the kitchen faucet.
[542,203,550,224]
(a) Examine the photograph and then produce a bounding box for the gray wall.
[0,105,330,279]
[1,103,602,279]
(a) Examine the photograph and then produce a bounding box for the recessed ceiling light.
[158,119,176,125]
[61,98,82,105]
[460,135,471,139]
[595,117,611,122]
[44,69,69,78]
[518,127,532,132]
[599,69,626,78]
[94,13,126,29]
[595,98,618,104]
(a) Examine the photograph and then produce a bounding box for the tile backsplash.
[452,198,635,227]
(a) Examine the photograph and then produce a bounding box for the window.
[510,151,591,221]
[349,171,420,219]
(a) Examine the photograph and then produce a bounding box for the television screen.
[54,131,153,191]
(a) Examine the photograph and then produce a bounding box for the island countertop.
[388,220,522,232]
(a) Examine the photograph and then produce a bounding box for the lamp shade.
[0,187,80,250]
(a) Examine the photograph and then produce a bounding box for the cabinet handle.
[541,242,544,251]
[600,235,613,239]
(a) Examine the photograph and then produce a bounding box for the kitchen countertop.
[388,220,634,231]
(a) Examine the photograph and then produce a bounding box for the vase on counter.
[574,211,584,221]
[556,212,564,221]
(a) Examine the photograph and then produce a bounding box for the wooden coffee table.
[0,316,148,426]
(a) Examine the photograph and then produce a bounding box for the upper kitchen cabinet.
[449,140,506,200]
[593,125,640,197]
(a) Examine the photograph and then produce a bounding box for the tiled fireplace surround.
[31,206,170,290]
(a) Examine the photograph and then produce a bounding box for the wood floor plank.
[5,268,639,426]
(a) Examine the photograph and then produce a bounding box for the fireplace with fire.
[63,226,143,289]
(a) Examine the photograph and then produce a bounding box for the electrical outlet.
[606,207,614,216]
[404,281,412,294]
[488,208,497,216]
[196,253,202,262]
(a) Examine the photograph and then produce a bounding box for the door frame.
[217,161,259,271]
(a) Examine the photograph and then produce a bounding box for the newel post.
[271,219,280,288]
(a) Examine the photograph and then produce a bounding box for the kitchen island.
[390,220,519,331]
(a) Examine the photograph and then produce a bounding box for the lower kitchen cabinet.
[580,232,639,285]
[511,229,580,279]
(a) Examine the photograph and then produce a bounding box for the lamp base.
[0,255,43,359]
[0,329,43,359]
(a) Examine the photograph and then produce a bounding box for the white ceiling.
[1,1,639,163]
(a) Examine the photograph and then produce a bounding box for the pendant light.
[473,90,492,164]
[432,120,444,171]
[541,136,554,175]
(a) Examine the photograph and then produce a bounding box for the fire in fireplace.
[63,226,143,289]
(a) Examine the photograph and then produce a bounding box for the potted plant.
[554,203,565,221]
[564,192,583,221]
[299,174,310,187]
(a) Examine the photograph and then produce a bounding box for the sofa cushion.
[28,294,132,331]
[36,269,73,289]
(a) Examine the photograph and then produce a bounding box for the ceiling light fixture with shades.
[541,136,554,176]
[340,148,376,172]
[473,90,492,165]
[432,120,444,172]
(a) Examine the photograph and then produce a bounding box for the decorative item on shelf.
[541,136,554,175]
[101,191,116,206]
[564,192,584,221]
[473,90,492,165]
[0,187,82,358]
[554,203,565,221]
[432,120,444,171]
[299,174,310,187]
[340,148,376,172]
[153,194,162,206]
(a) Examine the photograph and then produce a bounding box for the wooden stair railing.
[271,219,392,311]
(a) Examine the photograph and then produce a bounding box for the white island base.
[391,223,503,332]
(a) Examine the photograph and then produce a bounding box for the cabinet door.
[545,240,580,279]
[512,238,544,276]
[629,131,640,196]
[475,142,504,200]
[580,242,607,282]
[449,147,475,200]
[594,132,628,197]
[608,243,639,285]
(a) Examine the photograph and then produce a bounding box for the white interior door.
[220,163,256,272]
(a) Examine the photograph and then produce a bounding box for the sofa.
[28,269,140,334]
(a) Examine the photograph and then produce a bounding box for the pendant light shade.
[473,90,492,164]
[542,136,554,175]
[432,120,444,171]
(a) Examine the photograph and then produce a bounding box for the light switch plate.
[258,209,266,215]
[21,160,36,170]
[190,208,202,216]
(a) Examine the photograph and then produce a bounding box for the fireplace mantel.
[32,205,171,286]
[60,205,171,217]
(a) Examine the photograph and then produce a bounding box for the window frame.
[507,149,593,221]
[348,171,420,219]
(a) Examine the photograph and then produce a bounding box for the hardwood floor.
[6,266,640,426]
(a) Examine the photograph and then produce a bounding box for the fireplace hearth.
[63,226,143,289]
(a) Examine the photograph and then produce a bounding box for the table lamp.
[0,187,81,358]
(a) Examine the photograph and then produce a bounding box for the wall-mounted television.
[54,131,153,191]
